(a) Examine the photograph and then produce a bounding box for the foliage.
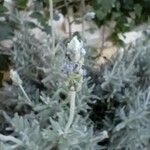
[88,29,150,149]
[0,5,14,41]
[0,1,150,150]
[0,10,108,149]
[93,0,150,42]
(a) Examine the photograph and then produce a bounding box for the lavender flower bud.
[10,69,22,85]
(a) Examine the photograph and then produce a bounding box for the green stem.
[49,0,55,54]
[19,84,32,105]
[64,87,76,133]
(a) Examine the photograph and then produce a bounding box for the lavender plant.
[0,8,108,149]
[88,28,150,150]
[1,1,150,150]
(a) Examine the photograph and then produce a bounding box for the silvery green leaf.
[113,122,126,132]
[50,118,64,135]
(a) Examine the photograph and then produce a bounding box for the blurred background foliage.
[0,0,149,42]
[0,0,149,74]
[0,0,150,89]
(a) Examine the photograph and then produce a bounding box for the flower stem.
[64,87,76,133]
[49,0,55,54]
[19,84,32,105]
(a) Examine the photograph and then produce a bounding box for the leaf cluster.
[0,14,106,150]
[93,0,150,42]
[88,29,150,149]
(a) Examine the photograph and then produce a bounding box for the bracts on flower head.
[67,36,86,63]
[66,36,86,91]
